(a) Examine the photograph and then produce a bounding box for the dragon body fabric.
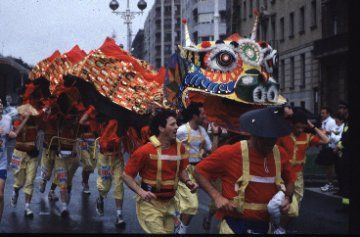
[165,16,286,133]
[25,37,167,153]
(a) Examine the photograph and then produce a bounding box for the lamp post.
[109,0,147,51]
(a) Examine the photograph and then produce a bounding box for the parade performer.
[194,107,296,234]
[78,105,101,195]
[9,103,41,218]
[28,50,63,200]
[275,110,329,233]
[95,118,126,228]
[174,102,219,234]
[0,99,17,223]
[123,109,198,234]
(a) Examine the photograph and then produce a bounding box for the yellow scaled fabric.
[219,219,235,234]
[96,152,124,200]
[11,149,38,196]
[53,153,80,191]
[40,149,56,180]
[78,140,98,173]
[136,196,176,234]
[175,164,198,215]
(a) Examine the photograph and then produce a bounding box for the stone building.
[143,0,181,69]
[0,56,30,105]
[131,29,145,59]
[226,0,348,114]
[181,0,228,44]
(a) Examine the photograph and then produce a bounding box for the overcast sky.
[0,0,155,66]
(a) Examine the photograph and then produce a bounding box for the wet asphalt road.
[0,155,349,234]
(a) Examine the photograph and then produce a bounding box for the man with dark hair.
[318,106,337,192]
[174,102,219,234]
[276,110,329,233]
[123,109,198,233]
[194,107,296,234]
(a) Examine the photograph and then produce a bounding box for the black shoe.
[24,207,34,218]
[61,208,69,218]
[115,214,126,228]
[96,197,104,216]
[335,206,349,213]
[333,190,344,196]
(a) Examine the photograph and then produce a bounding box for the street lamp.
[109,0,147,51]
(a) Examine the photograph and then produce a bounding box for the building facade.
[143,0,181,69]
[226,0,336,114]
[131,29,145,59]
[0,56,30,105]
[181,0,228,44]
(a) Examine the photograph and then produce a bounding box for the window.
[311,0,317,28]
[280,17,284,41]
[263,0,268,10]
[301,101,306,109]
[256,0,260,10]
[299,6,305,34]
[289,12,294,38]
[220,10,227,22]
[280,59,285,90]
[290,57,295,89]
[249,0,253,18]
[300,54,306,87]
[261,20,268,41]
[243,0,247,21]
[193,8,198,23]
[271,15,276,43]
[193,31,198,44]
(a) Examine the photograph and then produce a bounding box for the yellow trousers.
[287,171,303,217]
[78,140,97,173]
[96,153,124,200]
[54,153,80,191]
[40,149,56,181]
[175,164,198,215]
[11,149,38,196]
[219,219,235,234]
[136,196,176,234]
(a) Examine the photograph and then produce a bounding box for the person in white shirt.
[318,107,338,192]
[174,102,219,234]
[0,99,17,223]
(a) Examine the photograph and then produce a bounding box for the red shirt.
[195,142,296,222]
[125,141,189,198]
[277,132,321,173]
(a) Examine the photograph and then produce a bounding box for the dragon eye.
[205,44,239,72]
[217,51,235,67]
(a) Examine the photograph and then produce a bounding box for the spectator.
[316,107,337,192]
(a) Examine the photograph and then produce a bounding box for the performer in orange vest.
[194,107,296,234]
[123,109,198,234]
[275,109,329,234]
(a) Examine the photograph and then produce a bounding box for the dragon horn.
[182,18,195,47]
[251,9,260,40]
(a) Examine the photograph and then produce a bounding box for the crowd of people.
[0,94,350,234]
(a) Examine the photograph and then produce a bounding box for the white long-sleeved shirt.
[329,123,344,149]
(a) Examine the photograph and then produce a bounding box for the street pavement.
[0,160,349,234]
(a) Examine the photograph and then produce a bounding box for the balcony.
[313,33,349,58]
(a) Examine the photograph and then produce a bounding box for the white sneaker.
[273,227,286,234]
[174,222,187,234]
[321,183,334,192]
[24,207,34,218]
